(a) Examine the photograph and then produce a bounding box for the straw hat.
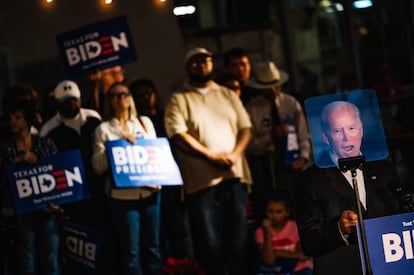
[249,61,289,89]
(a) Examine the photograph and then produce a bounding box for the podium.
[313,245,363,275]
[313,212,414,275]
[357,212,414,275]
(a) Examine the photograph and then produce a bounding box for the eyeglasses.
[189,57,212,67]
[109,92,130,99]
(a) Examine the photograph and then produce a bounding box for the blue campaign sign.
[56,15,137,77]
[284,116,300,166]
[63,222,103,275]
[358,212,414,275]
[105,138,183,187]
[6,150,90,215]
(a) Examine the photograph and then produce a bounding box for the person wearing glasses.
[92,82,161,275]
[164,47,252,275]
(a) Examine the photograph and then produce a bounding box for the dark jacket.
[295,159,402,274]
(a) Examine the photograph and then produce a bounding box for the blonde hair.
[103,82,137,121]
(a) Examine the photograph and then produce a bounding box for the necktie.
[271,100,283,152]
[269,99,281,188]
[271,100,281,128]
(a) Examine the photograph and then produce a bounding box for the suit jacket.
[295,159,402,274]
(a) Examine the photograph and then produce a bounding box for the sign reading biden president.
[357,212,414,275]
[7,150,89,215]
[56,15,137,77]
[105,138,183,187]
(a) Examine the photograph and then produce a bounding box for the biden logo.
[111,144,175,174]
[65,32,130,66]
[382,229,414,263]
[14,165,83,199]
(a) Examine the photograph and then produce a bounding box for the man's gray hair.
[320,100,361,132]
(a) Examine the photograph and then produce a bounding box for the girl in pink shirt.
[255,190,313,275]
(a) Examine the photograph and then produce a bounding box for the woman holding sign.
[92,82,161,275]
[0,98,61,274]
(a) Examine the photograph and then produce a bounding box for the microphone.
[389,183,414,213]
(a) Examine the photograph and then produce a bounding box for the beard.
[60,105,80,119]
[188,72,213,85]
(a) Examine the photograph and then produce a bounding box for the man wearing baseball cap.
[41,80,101,149]
[40,80,116,272]
[40,80,102,206]
[164,47,253,275]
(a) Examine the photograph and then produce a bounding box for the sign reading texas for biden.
[357,212,414,274]
[105,138,183,187]
[56,15,137,77]
[6,150,89,215]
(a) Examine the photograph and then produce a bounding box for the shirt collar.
[56,109,84,124]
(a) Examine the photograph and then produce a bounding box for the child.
[255,190,313,275]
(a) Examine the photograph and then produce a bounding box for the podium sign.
[358,212,414,275]
[105,138,183,187]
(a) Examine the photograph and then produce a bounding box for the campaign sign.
[63,222,102,275]
[105,138,183,187]
[284,116,300,166]
[56,15,137,77]
[6,150,89,215]
[357,212,414,275]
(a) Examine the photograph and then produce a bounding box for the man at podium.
[296,99,404,275]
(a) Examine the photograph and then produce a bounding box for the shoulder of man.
[39,114,60,137]
[80,108,102,121]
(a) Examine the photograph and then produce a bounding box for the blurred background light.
[173,5,196,16]
[353,0,373,9]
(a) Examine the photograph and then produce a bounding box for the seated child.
[255,190,313,275]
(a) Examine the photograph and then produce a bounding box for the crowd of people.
[0,45,410,275]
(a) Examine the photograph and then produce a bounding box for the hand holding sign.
[7,150,89,215]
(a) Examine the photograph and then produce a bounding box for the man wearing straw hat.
[245,60,311,217]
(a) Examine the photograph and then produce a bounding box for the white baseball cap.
[54,80,81,102]
[184,47,212,64]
